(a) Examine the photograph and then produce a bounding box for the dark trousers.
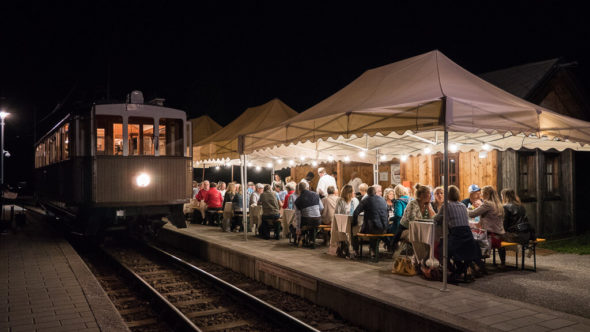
[206,208,222,225]
[390,224,408,250]
[232,212,249,232]
[301,217,320,247]
[260,214,281,239]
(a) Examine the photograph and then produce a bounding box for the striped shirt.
[434,201,469,229]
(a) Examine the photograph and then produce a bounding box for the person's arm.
[352,200,364,226]
[433,205,444,225]
[427,202,436,218]
[468,202,489,218]
[318,197,324,212]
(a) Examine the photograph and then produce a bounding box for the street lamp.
[0,110,7,224]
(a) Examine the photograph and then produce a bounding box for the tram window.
[61,124,70,160]
[128,117,155,156]
[96,115,123,155]
[159,118,183,156]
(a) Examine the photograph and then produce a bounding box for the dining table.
[408,219,441,265]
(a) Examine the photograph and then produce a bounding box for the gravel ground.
[464,249,590,318]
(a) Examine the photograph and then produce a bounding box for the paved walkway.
[0,209,128,332]
[165,224,590,332]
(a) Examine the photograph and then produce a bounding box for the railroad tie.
[186,307,229,318]
[202,320,250,331]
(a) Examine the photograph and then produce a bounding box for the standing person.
[432,186,444,213]
[294,182,323,248]
[391,184,435,251]
[316,167,337,199]
[258,184,281,239]
[321,186,339,225]
[329,184,360,257]
[462,184,483,208]
[282,182,296,209]
[348,172,363,195]
[272,174,284,189]
[434,185,482,282]
[352,187,388,260]
[468,185,505,262]
[274,183,287,206]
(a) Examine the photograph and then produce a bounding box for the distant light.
[277,159,283,164]
[359,150,366,158]
[247,162,252,167]
[401,155,408,162]
[300,156,305,161]
[311,161,318,167]
[135,173,151,187]
[479,151,488,159]
[424,147,432,154]
[379,155,387,161]
[255,166,261,171]
[0,111,8,120]
[266,162,273,168]
[344,156,350,162]
[449,143,458,153]
[327,155,334,161]
[215,166,220,170]
[482,143,491,151]
[288,160,295,166]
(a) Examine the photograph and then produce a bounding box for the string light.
[277,159,283,164]
[449,143,458,153]
[424,147,432,154]
[327,155,334,161]
[482,143,491,151]
[359,150,366,158]
[288,160,295,166]
[401,155,408,162]
[215,166,220,170]
[266,162,273,168]
[247,162,252,167]
[379,155,387,161]
[479,151,488,159]
[344,156,350,162]
[299,156,305,161]
[255,166,261,171]
[311,161,318,167]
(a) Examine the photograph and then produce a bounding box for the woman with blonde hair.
[469,185,505,257]
[329,184,360,258]
[431,186,444,213]
[390,183,435,251]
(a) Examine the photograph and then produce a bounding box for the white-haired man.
[316,167,337,199]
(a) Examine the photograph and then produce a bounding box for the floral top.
[399,199,430,228]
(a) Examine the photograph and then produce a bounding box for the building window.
[433,153,459,187]
[518,152,536,200]
[545,154,560,197]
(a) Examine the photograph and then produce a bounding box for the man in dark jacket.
[353,187,388,260]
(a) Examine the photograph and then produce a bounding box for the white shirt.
[348,177,362,193]
[316,174,337,197]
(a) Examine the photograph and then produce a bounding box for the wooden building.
[289,59,590,237]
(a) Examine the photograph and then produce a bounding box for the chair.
[282,209,296,243]
[221,202,233,232]
[250,205,263,234]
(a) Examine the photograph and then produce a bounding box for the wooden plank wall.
[290,162,376,190]
[95,156,192,204]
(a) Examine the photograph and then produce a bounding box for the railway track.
[97,239,318,332]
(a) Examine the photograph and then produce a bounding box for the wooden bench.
[318,225,331,245]
[356,233,394,262]
[492,238,546,272]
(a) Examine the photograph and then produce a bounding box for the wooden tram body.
[34,94,192,235]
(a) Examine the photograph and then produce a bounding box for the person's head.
[482,185,504,216]
[414,183,431,203]
[468,184,481,202]
[448,185,460,202]
[218,181,226,190]
[317,167,326,177]
[274,174,281,181]
[210,182,217,188]
[433,186,444,203]
[340,184,354,202]
[372,184,382,196]
[367,187,376,196]
[256,183,264,193]
[285,182,296,192]
[263,184,272,192]
[203,180,210,190]
[305,171,315,181]
[359,183,368,195]
[350,171,358,179]
[393,184,408,199]
[192,181,197,188]
[297,181,309,194]
[274,183,283,192]
[235,183,241,192]
[327,186,336,196]
[248,182,255,189]
[227,182,236,194]
[501,188,521,205]
[384,188,395,202]
[285,176,292,183]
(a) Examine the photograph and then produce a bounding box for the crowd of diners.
[190,168,536,282]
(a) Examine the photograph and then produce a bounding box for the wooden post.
[337,161,343,189]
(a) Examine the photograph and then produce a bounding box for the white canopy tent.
[238,50,590,289]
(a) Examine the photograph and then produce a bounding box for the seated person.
[258,184,281,239]
[500,188,535,267]
[321,186,339,225]
[434,185,482,282]
[231,191,249,232]
[283,182,296,209]
[352,186,388,260]
[391,183,435,251]
[294,181,323,248]
[462,184,483,208]
[468,185,505,258]
[205,182,223,225]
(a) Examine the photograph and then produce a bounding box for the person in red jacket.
[282,182,296,209]
[196,180,210,201]
[205,182,224,225]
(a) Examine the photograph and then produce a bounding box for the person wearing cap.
[316,167,337,199]
[249,183,264,206]
[462,184,483,208]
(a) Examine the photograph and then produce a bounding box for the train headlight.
[135,173,151,187]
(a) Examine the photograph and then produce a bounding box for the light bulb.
[344,156,350,162]
[215,166,220,170]
[482,143,491,151]
[255,166,261,171]
[266,162,273,168]
[424,147,432,154]
[277,159,283,164]
[479,151,488,159]
[311,161,318,167]
[379,155,387,161]
[288,160,295,166]
[327,155,334,161]
[359,150,366,158]
[449,143,458,153]
[300,156,305,161]
[401,155,408,162]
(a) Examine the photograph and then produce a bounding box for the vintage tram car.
[34,91,192,235]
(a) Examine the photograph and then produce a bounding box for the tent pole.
[441,108,449,292]
[373,149,380,186]
[231,165,234,182]
[202,164,205,182]
[241,154,248,241]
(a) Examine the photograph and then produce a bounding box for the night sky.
[1,1,589,185]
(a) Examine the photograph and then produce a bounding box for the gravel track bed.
[154,243,366,332]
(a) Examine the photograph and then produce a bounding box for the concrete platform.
[158,223,590,332]
[0,210,129,332]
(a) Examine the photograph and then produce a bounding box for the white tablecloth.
[409,220,439,264]
[282,209,295,237]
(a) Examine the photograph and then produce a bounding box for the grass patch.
[539,232,590,255]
